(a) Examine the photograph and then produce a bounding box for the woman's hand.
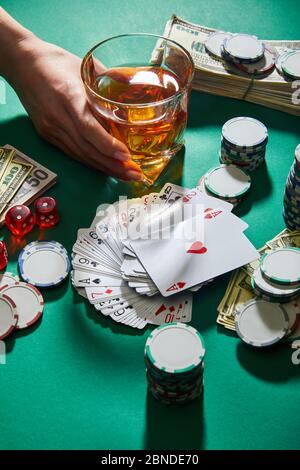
[5,34,143,181]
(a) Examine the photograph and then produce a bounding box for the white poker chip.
[0,293,18,340]
[235,299,289,347]
[205,31,232,59]
[281,300,300,337]
[18,241,70,288]
[295,144,300,166]
[145,323,205,373]
[275,49,294,77]
[252,267,300,297]
[204,164,251,198]
[0,282,44,329]
[237,46,276,75]
[0,272,20,287]
[281,50,300,79]
[223,34,265,61]
[260,248,300,285]
[222,117,268,149]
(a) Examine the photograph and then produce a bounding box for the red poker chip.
[0,282,44,329]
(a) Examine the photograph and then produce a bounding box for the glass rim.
[81,33,194,108]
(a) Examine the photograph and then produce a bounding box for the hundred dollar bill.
[162,15,300,116]
[0,145,57,224]
[217,229,300,332]
[0,158,33,214]
[0,146,15,181]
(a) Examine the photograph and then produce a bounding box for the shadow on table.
[188,90,300,137]
[144,390,205,450]
[236,342,300,383]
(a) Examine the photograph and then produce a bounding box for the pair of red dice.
[5,197,59,237]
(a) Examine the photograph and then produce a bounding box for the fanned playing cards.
[71,183,259,329]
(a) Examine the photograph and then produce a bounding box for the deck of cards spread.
[71,183,259,329]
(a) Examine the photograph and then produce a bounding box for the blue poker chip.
[18,241,70,288]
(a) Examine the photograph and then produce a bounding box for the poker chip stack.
[219,117,268,171]
[251,247,300,303]
[144,323,205,405]
[283,144,300,230]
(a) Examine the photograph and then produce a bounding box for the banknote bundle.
[162,15,300,116]
[0,145,57,225]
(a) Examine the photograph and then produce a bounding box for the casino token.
[0,293,18,340]
[260,248,300,285]
[0,272,20,287]
[236,46,276,75]
[223,34,265,62]
[18,241,70,288]
[281,50,300,79]
[235,299,289,347]
[205,31,232,59]
[295,144,300,165]
[145,323,205,373]
[283,316,300,342]
[204,164,251,199]
[222,117,268,150]
[275,49,294,78]
[0,282,44,329]
[281,301,300,337]
[252,268,300,297]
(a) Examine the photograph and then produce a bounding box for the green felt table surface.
[0,0,300,451]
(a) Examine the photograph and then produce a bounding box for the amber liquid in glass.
[92,66,187,185]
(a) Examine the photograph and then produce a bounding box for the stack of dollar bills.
[0,145,57,225]
[162,15,300,116]
[217,229,300,333]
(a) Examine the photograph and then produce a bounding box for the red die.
[34,197,59,229]
[5,205,36,237]
[0,241,8,270]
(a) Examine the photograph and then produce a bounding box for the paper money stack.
[162,15,300,116]
[217,229,300,337]
[0,145,57,225]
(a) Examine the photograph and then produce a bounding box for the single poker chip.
[18,241,70,288]
[145,323,205,373]
[260,248,300,285]
[281,50,300,79]
[295,144,300,165]
[0,293,18,340]
[283,314,300,342]
[223,34,265,62]
[0,282,44,329]
[222,117,268,150]
[281,301,300,337]
[275,49,294,77]
[252,267,300,297]
[205,31,232,59]
[204,164,251,198]
[0,272,20,287]
[235,299,289,347]
[236,46,276,75]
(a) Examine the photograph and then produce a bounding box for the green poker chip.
[204,164,251,199]
[260,248,300,285]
